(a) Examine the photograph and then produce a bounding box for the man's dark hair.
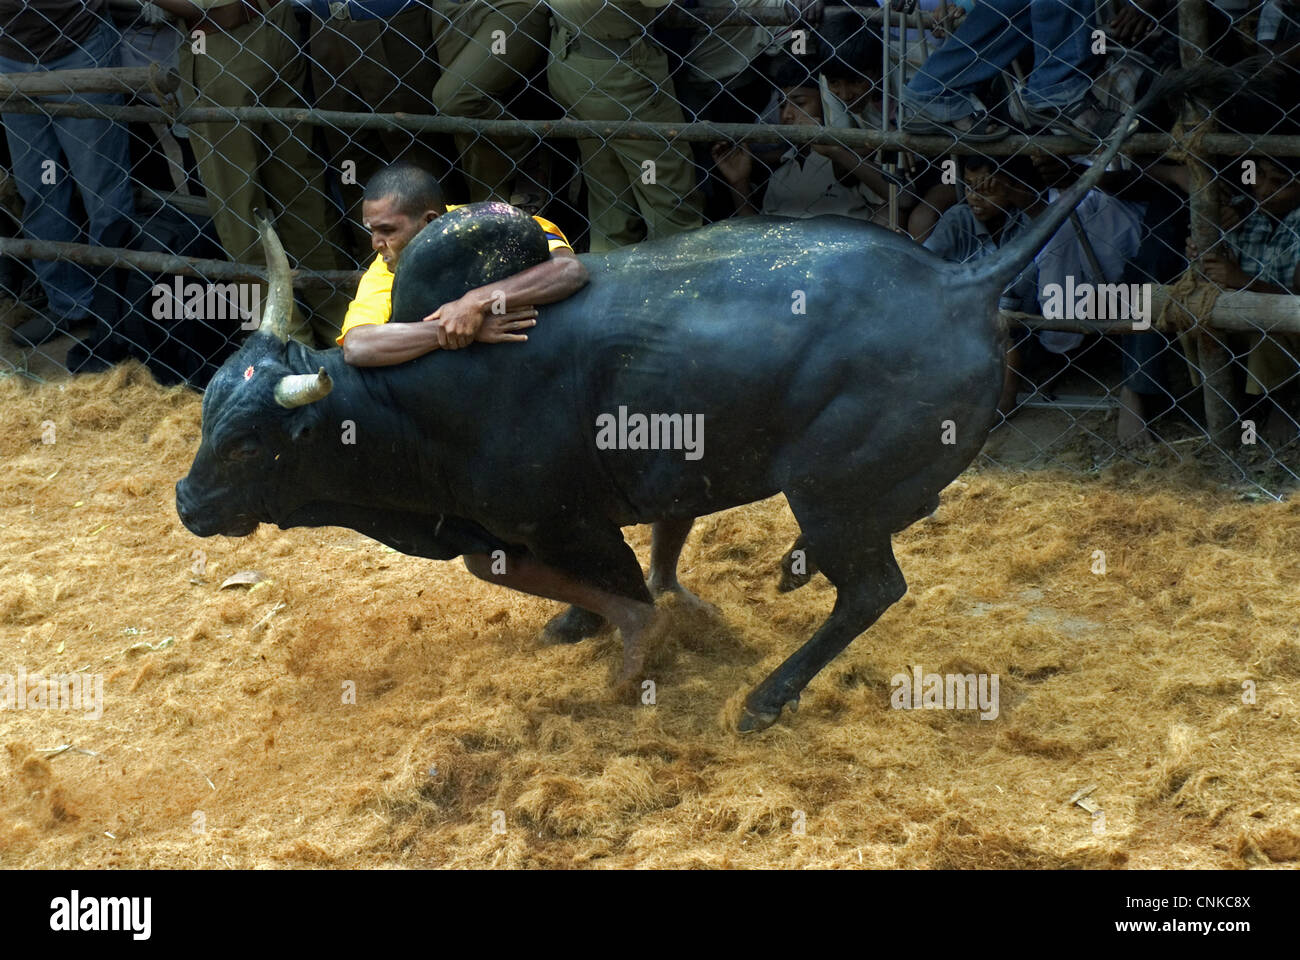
[817,12,883,83]
[768,53,819,93]
[962,153,1040,191]
[364,162,446,216]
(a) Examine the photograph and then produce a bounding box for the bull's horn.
[274,367,333,409]
[254,208,294,343]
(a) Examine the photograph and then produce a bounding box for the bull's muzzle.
[175,478,259,538]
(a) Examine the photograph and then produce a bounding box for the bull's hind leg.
[739,503,907,733]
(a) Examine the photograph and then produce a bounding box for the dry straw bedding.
[1,363,1297,869]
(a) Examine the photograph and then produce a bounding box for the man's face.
[1252,158,1300,216]
[827,76,876,113]
[779,86,824,127]
[966,166,1013,224]
[362,194,437,267]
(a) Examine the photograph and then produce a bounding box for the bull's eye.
[227,437,262,462]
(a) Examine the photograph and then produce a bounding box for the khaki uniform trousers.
[547,27,702,252]
[430,0,550,201]
[179,1,345,346]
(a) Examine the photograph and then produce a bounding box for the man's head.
[768,56,823,127]
[819,16,883,114]
[362,162,446,267]
[1248,155,1300,216]
[965,155,1040,223]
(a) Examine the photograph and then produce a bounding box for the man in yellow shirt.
[338,163,588,366]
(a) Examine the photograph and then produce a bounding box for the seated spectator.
[819,12,885,127]
[901,0,1112,142]
[1190,154,1300,447]
[0,0,135,347]
[1099,162,1189,448]
[1029,149,1146,367]
[338,162,588,366]
[712,59,907,224]
[924,154,1039,412]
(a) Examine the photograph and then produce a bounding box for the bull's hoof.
[777,546,817,593]
[737,695,799,733]
[541,605,606,645]
[737,706,780,733]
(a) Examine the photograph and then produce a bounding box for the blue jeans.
[903,0,1094,122]
[0,20,135,322]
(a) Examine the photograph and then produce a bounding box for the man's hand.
[1108,0,1164,44]
[1187,238,1249,288]
[928,3,965,39]
[478,308,538,344]
[423,294,490,350]
[1199,253,1250,289]
[712,142,753,188]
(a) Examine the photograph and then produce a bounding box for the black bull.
[177,96,1155,732]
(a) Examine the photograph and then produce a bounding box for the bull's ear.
[285,405,323,444]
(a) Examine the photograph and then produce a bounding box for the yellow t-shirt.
[337,206,572,345]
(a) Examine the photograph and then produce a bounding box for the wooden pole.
[0,66,179,100]
[4,95,1300,156]
[0,236,358,290]
[1179,0,1238,450]
[1003,284,1300,333]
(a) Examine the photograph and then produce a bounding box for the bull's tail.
[948,65,1240,295]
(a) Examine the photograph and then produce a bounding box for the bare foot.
[648,577,719,615]
[1117,387,1155,450]
[609,604,660,697]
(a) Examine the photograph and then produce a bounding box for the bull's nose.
[175,479,195,527]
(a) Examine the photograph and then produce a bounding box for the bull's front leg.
[463,551,659,696]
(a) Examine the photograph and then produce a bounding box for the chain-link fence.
[2,0,1300,495]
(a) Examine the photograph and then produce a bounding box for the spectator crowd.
[2,0,1300,455]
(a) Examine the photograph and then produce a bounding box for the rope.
[1156,115,1223,331]
[1156,266,1222,332]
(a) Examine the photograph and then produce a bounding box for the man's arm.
[424,249,589,349]
[815,143,915,209]
[1186,235,1295,295]
[341,308,539,366]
